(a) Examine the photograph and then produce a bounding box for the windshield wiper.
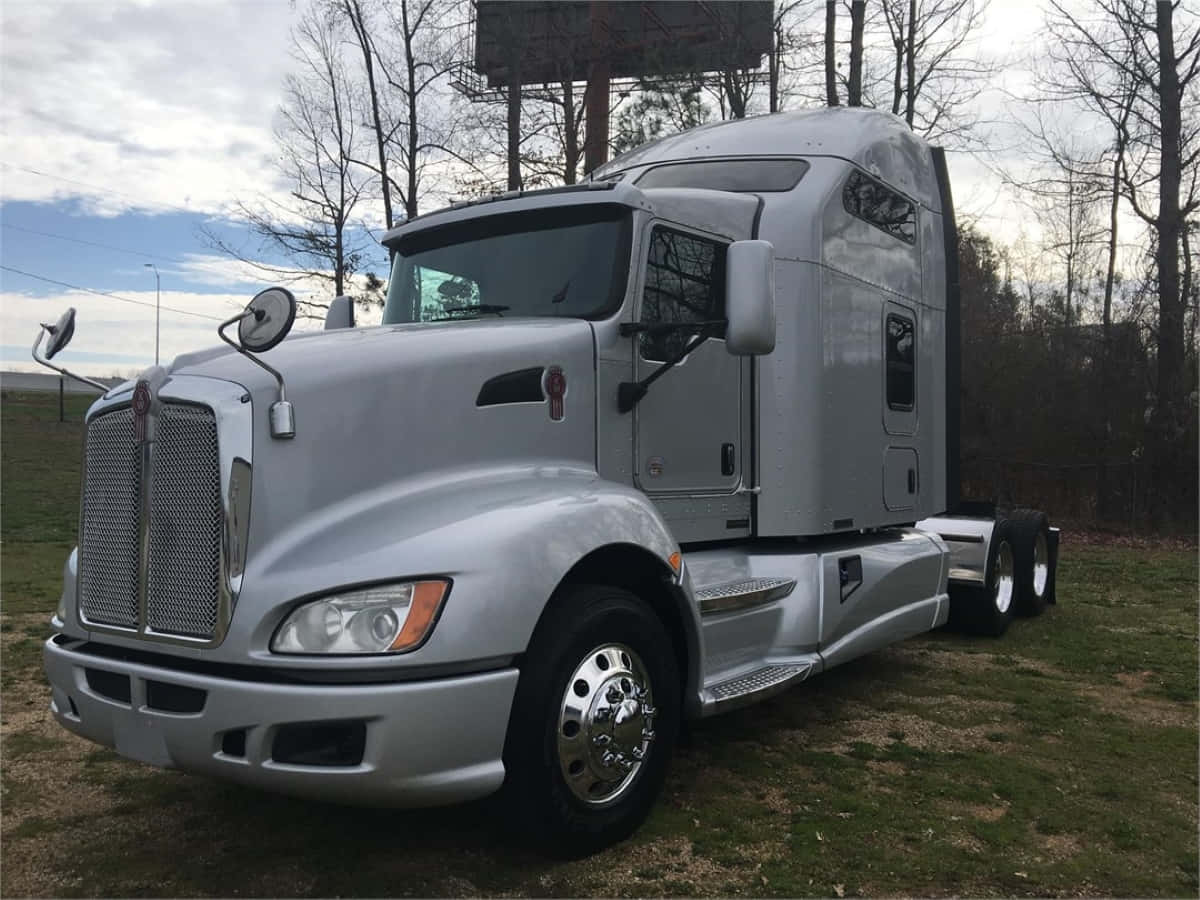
[431,304,509,321]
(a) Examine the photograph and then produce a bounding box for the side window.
[843,170,917,244]
[886,313,915,410]
[639,227,725,362]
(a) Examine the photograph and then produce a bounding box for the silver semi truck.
[37,108,1058,854]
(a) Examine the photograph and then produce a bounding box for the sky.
[0,0,1047,378]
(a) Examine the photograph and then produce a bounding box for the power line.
[0,265,226,322]
[0,223,187,264]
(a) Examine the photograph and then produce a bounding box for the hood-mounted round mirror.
[44,307,77,360]
[217,286,299,440]
[238,287,296,352]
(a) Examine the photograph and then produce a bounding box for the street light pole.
[144,263,160,366]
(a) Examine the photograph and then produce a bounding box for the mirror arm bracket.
[218,310,295,439]
[618,326,719,414]
[31,330,110,393]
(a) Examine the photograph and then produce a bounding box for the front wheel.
[502,585,680,857]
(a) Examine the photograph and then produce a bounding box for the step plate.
[695,577,796,616]
[710,664,808,700]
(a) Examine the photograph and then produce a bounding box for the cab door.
[633,225,744,496]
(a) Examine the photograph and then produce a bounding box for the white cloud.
[0,0,298,216]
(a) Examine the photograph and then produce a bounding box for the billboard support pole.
[584,0,610,174]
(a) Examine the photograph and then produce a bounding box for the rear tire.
[1008,508,1051,616]
[959,519,1017,637]
[502,584,680,858]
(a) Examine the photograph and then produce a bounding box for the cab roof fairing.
[379,181,762,249]
[380,181,655,248]
[592,107,942,215]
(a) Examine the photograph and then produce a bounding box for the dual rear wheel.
[957,509,1055,636]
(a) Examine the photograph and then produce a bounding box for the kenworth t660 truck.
[38,108,1058,855]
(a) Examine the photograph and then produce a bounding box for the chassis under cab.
[39,108,1059,855]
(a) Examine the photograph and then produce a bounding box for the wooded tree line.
[223,0,1197,532]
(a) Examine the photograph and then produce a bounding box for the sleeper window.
[843,170,917,244]
[639,227,725,362]
[886,313,915,410]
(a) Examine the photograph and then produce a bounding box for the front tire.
[502,584,680,857]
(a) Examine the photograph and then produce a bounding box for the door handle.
[721,443,736,476]
[907,468,917,494]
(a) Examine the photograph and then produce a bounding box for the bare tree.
[205,5,370,315]
[872,0,991,143]
[340,0,394,230]
[847,0,867,105]
[824,0,840,105]
[1043,0,1199,520]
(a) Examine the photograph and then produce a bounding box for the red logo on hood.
[545,366,566,421]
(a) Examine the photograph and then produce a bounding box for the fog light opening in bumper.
[220,728,247,758]
[271,721,367,767]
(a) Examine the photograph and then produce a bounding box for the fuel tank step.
[694,577,796,616]
[702,661,816,714]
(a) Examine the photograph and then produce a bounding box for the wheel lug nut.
[631,747,644,761]
[593,733,611,747]
[606,686,623,703]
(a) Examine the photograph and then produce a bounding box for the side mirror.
[238,287,297,352]
[725,240,776,356]
[324,295,355,330]
[218,287,298,440]
[44,307,77,359]
[31,307,110,392]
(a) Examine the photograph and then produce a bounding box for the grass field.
[2,388,1197,897]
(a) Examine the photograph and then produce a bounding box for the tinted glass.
[636,159,809,193]
[843,170,917,244]
[639,227,725,361]
[383,206,631,323]
[886,313,915,410]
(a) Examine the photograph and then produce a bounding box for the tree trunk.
[401,0,420,220]
[344,0,392,230]
[904,0,916,125]
[769,17,781,112]
[848,0,866,106]
[507,66,522,190]
[1155,0,1183,420]
[1150,0,1183,526]
[824,0,839,106]
[562,79,579,185]
[890,5,904,115]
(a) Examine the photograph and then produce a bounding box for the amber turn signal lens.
[389,580,449,651]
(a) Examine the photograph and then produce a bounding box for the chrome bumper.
[43,636,518,808]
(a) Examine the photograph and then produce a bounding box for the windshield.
[383,204,632,324]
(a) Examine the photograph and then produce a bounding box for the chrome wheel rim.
[556,643,656,807]
[993,541,1014,614]
[1033,532,1049,597]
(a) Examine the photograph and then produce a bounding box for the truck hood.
[167,318,599,576]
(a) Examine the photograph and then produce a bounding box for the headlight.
[271,580,449,655]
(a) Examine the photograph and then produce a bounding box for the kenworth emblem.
[545,366,566,421]
[132,379,152,444]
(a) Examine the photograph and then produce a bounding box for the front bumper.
[43,636,519,808]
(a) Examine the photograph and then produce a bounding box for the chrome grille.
[146,404,222,638]
[79,408,141,629]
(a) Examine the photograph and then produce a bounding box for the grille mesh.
[79,408,142,629]
[146,404,223,638]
